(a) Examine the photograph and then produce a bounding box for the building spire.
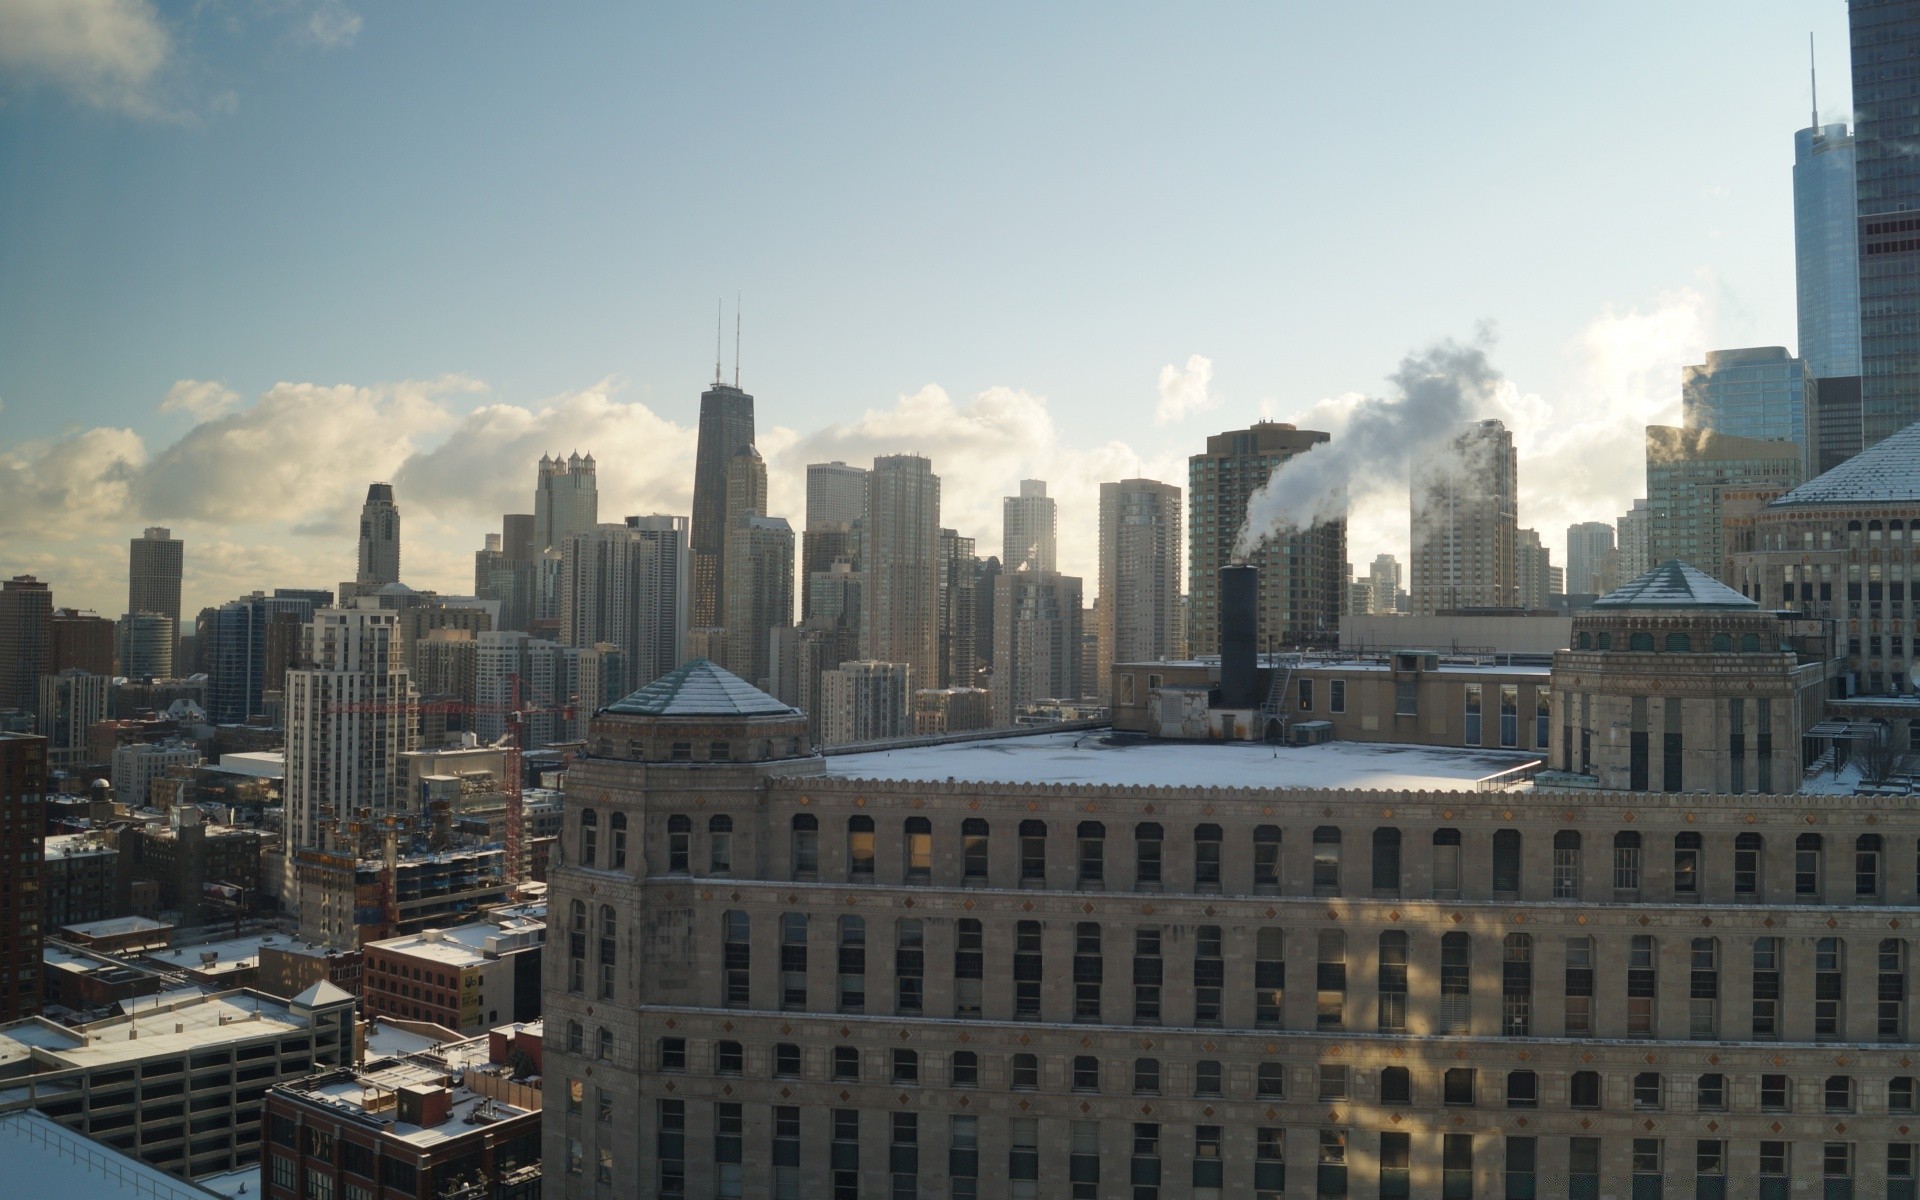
[714,299,724,386]
[734,290,742,388]
[1811,31,1818,130]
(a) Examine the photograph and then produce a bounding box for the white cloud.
[1154,354,1215,424]
[304,0,360,50]
[0,0,172,117]
[158,379,242,420]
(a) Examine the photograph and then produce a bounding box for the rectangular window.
[895,920,923,1015]
[954,919,983,1017]
[1506,1137,1537,1200]
[1627,934,1656,1036]
[1690,938,1717,1039]
[1317,1130,1347,1199]
[1442,1133,1473,1200]
[1753,937,1781,1039]
[831,1110,859,1200]
[1465,684,1483,745]
[1013,921,1043,1019]
[1499,683,1519,748]
[772,1107,801,1200]
[1330,679,1346,713]
[1193,924,1224,1026]
[1132,1123,1162,1200]
[1569,1137,1600,1195]
[1193,1125,1223,1198]
[714,1102,744,1199]
[1759,1141,1789,1200]
[1073,923,1103,1023]
[1565,936,1594,1035]
[889,1112,918,1200]
[1255,928,1286,1028]
[1134,926,1163,1024]
[1298,677,1313,711]
[1069,1121,1100,1200]
[657,1100,686,1200]
[948,1117,978,1200]
[1380,1131,1411,1200]
[1255,1128,1286,1200]
[1396,680,1417,716]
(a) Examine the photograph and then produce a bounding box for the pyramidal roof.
[1771,419,1920,507]
[1590,560,1759,611]
[604,658,800,718]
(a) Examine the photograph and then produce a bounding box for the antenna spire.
[714,300,723,386]
[1811,32,1819,131]
[734,290,741,388]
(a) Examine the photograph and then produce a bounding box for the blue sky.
[0,1,1855,616]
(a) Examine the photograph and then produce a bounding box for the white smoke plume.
[1232,338,1505,561]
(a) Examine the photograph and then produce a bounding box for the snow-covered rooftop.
[0,1111,221,1198]
[604,658,800,718]
[1589,560,1757,611]
[824,730,1542,792]
[1770,418,1920,507]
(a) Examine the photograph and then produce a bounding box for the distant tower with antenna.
[691,296,757,629]
[1795,30,1863,474]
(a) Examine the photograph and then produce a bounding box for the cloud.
[1154,354,1215,424]
[303,0,360,50]
[0,0,173,116]
[158,379,242,420]
[0,424,147,537]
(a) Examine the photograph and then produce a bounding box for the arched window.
[1134,822,1164,888]
[1077,821,1105,888]
[565,1019,583,1053]
[1740,632,1763,652]
[664,813,687,873]
[1194,823,1223,891]
[708,815,732,874]
[1576,631,1591,650]
[1253,825,1282,892]
[598,904,617,1000]
[1673,831,1701,896]
[1734,832,1762,897]
[1552,830,1581,899]
[1711,633,1732,652]
[1613,831,1643,892]
[1010,1053,1039,1090]
[1381,1066,1412,1105]
[1629,632,1654,651]
[1371,827,1402,893]
[961,818,989,883]
[790,814,818,881]
[579,808,598,867]
[847,816,875,881]
[1665,632,1691,652]
[1312,826,1342,894]
[903,817,932,883]
[1019,820,1047,885]
[609,812,629,870]
[1796,832,1823,897]
[567,899,587,994]
[1595,632,1612,650]
[1491,829,1522,896]
[1432,828,1462,897]
[1859,834,1885,898]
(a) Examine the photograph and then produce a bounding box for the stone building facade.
[543,660,1920,1199]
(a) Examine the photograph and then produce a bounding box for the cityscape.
[3,3,1920,1198]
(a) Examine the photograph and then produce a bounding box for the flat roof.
[285,1053,535,1148]
[0,988,338,1073]
[0,1110,222,1198]
[1116,656,1551,677]
[365,917,544,967]
[824,730,1542,792]
[141,932,289,977]
[206,750,284,778]
[44,833,115,860]
[61,915,170,939]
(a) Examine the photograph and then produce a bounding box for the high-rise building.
[991,571,1084,724]
[0,732,45,1019]
[1187,422,1347,654]
[806,460,869,528]
[1096,479,1182,699]
[355,483,401,587]
[558,516,689,694]
[503,512,537,563]
[1514,529,1556,610]
[1565,521,1617,596]
[35,670,108,770]
[283,607,414,865]
[722,514,795,690]
[937,529,979,689]
[127,526,182,638]
[974,556,1002,668]
[1617,500,1651,581]
[413,628,479,708]
[1850,1,1920,449]
[862,454,941,689]
[535,452,599,553]
[1002,479,1057,574]
[0,576,52,717]
[690,378,756,629]
[49,609,115,677]
[1645,426,1803,580]
[1796,120,1862,378]
[1411,419,1518,614]
[116,611,175,679]
[818,659,912,745]
[1681,347,1811,448]
[801,521,861,622]
[1366,554,1404,615]
[475,630,610,747]
[209,590,322,725]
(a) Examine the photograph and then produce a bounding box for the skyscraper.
[1187,422,1347,654]
[116,612,175,679]
[1644,426,1803,581]
[1514,528,1555,610]
[690,377,756,629]
[862,454,942,689]
[991,571,1084,725]
[558,516,690,693]
[805,461,869,528]
[128,526,183,636]
[1797,119,1862,378]
[937,529,978,689]
[1565,521,1618,596]
[1850,1,1920,449]
[1096,478,1182,698]
[1616,499,1651,581]
[801,521,860,622]
[36,669,109,769]
[49,609,115,677]
[475,630,610,747]
[722,514,794,689]
[355,483,401,587]
[283,607,415,855]
[0,576,52,716]
[1410,419,1518,615]
[1366,554,1404,614]
[0,733,45,1019]
[209,590,323,725]
[1002,479,1057,574]
[535,453,598,552]
[818,659,912,745]
[1681,347,1810,448]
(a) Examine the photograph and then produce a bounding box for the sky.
[0,1,1855,620]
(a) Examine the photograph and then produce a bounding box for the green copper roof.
[604,658,801,718]
[1590,560,1759,611]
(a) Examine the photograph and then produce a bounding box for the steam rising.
[1232,339,1505,561]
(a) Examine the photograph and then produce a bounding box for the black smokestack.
[1219,564,1258,708]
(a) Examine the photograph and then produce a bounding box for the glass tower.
[1850,0,1920,447]
[1681,347,1810,448]
[1794,123,1861,379]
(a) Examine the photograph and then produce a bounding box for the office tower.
[1681,347,1811,448]
[1797,116,1862,378]
[127,526,183,637]
[973,555,1001,668]
[355,483,401,586]
[1807,377,1866,477]
[1850,2,1920,448]
[1616,500,1651,581]
[475,630,609,746]
[1410,418,1518,615]
[722,514,795,689]
[912,685,992,735]
[991,571,1084,725]
[1366,553,1404,615]
[937,529,979,689]
[806,460,869,528]
[801,521,861,621]
[35,670,109,769]
[1565,521,1617,596]
[1514,529,1554,610]
[1002,479,1057,574]
[209,591,322,724]
[0,576,52,716]
[862,454,942,688]
[535,452,599,553]
[1096,479,1182,698]
[116,612,175,679]
[1644,426,1802,581]
[0,733,45,1018]
[49,609,115,677]
[1345,567,1375,617]
[1188,422,1347,654]
[559,516,690,693]
[690,376,756,629]
[503,512,537,564]
[283,607,415,855]
[818,659,912,745]
[474,533,506,596]
[414,629,479,708]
